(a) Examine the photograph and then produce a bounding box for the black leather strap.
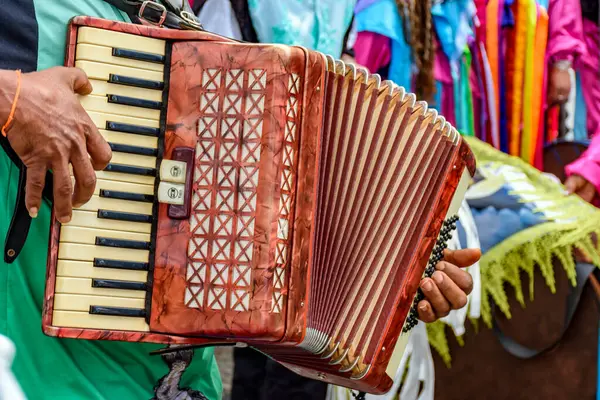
[103,0,204,31]
[4,164,31,263]
[492,262,596,359]
[1,135,53,264]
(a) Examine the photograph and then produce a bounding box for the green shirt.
[0,1,222,399]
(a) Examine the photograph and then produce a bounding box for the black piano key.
[95,237,150,250]
[105,163,156,177]
[94,258,149,271]
[112,48,165,64]
[98,210,153,224]
[99,189,154,203]
[107,94,163,110]
[90,305,147,318]
[108,73,164,90]
[108,142,158,157]
[106,121,160,137]
[92,279,147,291]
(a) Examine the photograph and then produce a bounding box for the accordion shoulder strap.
[102,0,204,31]
[1,135,53,263]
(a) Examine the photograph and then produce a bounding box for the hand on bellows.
[5,67,112,223]
[417,248,480,323]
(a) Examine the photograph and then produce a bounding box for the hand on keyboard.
[3,66,112,223]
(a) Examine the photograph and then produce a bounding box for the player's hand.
[417,248,480,323]
[548,66,571,105]
[4,67,111,223]
[565,174,597,203]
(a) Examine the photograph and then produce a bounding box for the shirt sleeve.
[565,134,600,193]
[353,31,391,74]
[546,0,586,64]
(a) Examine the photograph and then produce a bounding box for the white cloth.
[0,335,26,400]
[440,200,482,336]
[197,0,243,40]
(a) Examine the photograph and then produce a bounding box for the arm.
[0,67,111,222]
[547,0,585,64]
[565,134,600,202]
[546,0,586,104]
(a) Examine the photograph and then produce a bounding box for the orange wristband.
[2,70,22,137]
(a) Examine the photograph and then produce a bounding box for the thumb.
[69,67,93,95]
[442,248,481,268]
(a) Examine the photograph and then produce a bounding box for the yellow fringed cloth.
[428,137,600,366]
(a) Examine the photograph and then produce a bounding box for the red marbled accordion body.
[44,17,476,394]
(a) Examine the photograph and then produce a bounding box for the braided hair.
[396,0,436,102]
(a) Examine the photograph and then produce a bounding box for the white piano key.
[76,60,163,83]
[57,260,147,283]
[53,293,145,312]
[75,195,153,215]
[55,277,146,299]
[59,225,150,246]
[93,178,154,197]
[69,210,151,234]
[159,160,187,184]
[95,170,156,186]
[79,94,161,121]
[157,182,185,205]
[99,130,158,150]
[58,243,149,264]
[89,79,163,103]
[52,310,149,332]
[76,44,164,73]
[69,164,156,187]
[110,152,157,169]
[87,110,159,130]
[77,27,166,56]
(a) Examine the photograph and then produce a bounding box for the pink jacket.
[546,0,586,64]
[564,18,600,193]
[546,0,600,197]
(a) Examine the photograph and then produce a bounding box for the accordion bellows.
[44,17,475,394]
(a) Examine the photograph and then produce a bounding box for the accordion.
[43,17,475,394]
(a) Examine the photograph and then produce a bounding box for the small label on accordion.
[158,182,185,205]
[160,160,187,184]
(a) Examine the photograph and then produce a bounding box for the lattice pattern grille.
[185,68,267,311]
[271,73,300,313]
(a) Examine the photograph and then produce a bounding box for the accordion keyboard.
[53,28,173,332]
